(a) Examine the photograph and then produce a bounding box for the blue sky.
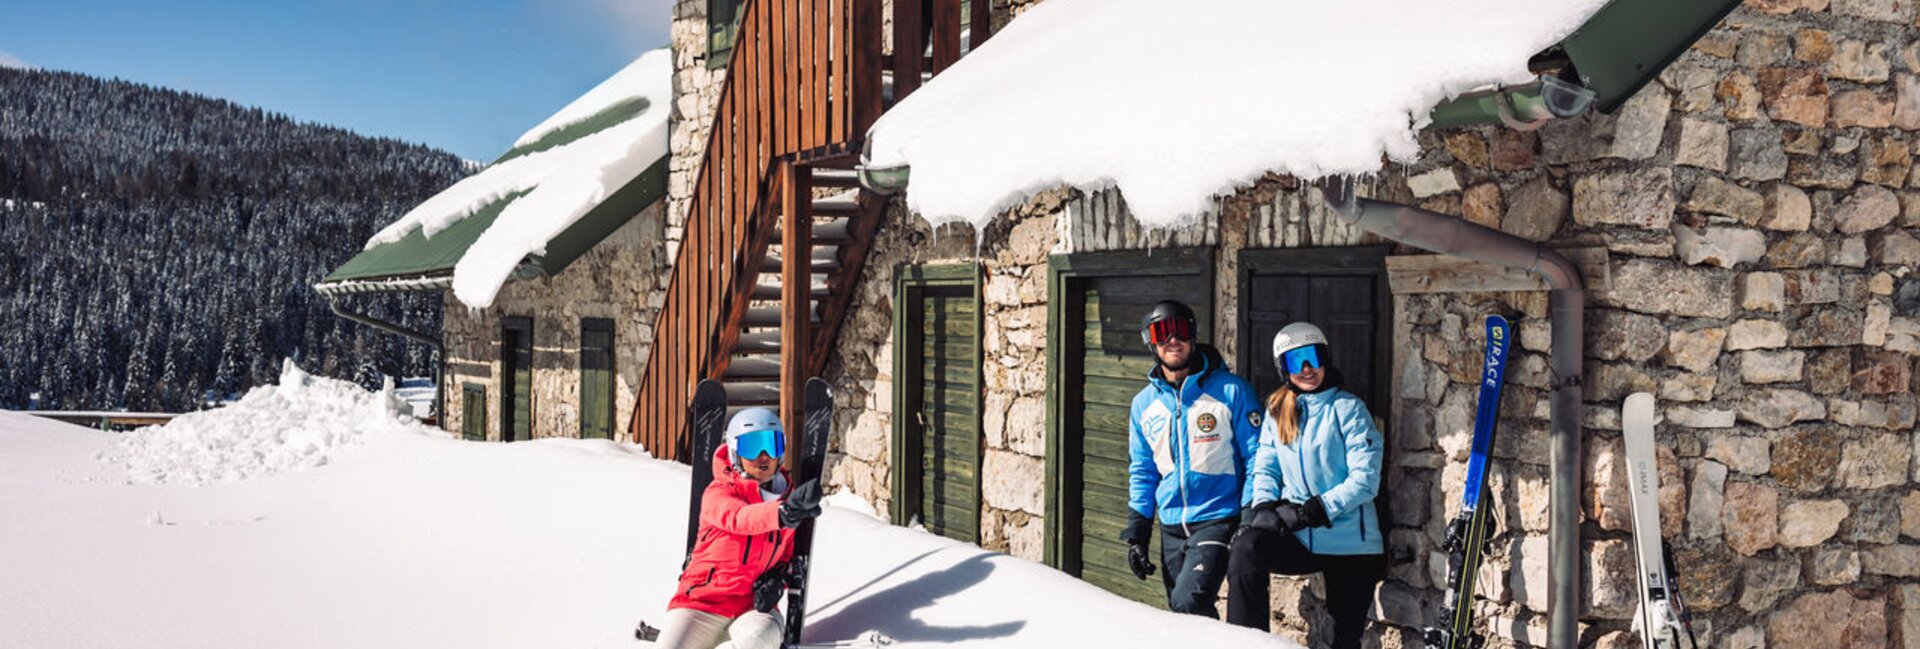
[0,0,673,161]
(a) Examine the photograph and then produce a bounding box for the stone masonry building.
[664,1,1920,647]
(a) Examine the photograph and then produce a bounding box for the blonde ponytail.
[1265,387,1302,446]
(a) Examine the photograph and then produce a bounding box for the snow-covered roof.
[359,48,673,308]
[865,0,1609,228]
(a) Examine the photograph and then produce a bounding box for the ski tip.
[1624,391,1655,413]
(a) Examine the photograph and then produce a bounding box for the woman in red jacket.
[656,408,822,649]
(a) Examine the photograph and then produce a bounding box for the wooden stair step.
[811,218,853,244]
[725,381,781,406]
[757,247,843,273]
[734,331,783,354]
[813,168,860,189]
[750,278,832,300]
[723,355,782,380]
[744,305,821,327]
[809,194,861,218]
[772,217,853,244]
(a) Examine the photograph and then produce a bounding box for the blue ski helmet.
[725,407,785,463]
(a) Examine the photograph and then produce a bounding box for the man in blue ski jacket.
[1121,300,1263,617]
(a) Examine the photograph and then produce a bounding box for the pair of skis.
[1425,316,1694,649]
[639,379,889,648]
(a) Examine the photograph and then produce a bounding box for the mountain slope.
[0,67,466,411]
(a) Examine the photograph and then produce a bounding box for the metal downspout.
[325,296,446,427]
[1321,179,1585,648]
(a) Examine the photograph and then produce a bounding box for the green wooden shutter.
[502,317,533,442]
[891,265,983,545]
[1045,248,1213,610]
[462,384,487,441]
[917,286,980,542]
[580,319,615,440]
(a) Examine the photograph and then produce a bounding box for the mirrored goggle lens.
[1146,318,1194,344]
[1282,345,1323,374]
[734,429,785,460]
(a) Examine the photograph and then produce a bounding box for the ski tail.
[1424,315,1512,649]
[784,377,834,648]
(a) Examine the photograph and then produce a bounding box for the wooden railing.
[630,0,990,461]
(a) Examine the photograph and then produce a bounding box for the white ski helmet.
[725,407,785,462]
[1271,322,1330,375]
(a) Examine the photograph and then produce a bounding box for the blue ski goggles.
[732,428,786,460]
[1280,344,1326,375]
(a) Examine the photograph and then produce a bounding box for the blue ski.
[1425,315,1512,649]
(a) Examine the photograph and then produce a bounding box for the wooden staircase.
[629,0,992,463]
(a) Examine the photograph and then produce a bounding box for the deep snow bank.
[110,360,439,485]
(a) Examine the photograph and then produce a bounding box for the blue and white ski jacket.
[1247,386,1384,556]
[1127,345,1263,528]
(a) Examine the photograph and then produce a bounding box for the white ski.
[1621,392,1696,649]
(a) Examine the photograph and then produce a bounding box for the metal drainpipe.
[1321,179,1585,648]
[325,296,446,428]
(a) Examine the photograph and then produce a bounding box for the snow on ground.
[363,48,671,308]
[108,361,422,485]
[865,0,1608,227]
[0,368,1300,648]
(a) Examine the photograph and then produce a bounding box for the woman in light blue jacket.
[1226,322,1385,649]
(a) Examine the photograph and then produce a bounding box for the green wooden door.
[892,266,983,544]
[502,317,532,442]
[915,285,980,542]
[580,319,615,440]
[461,384,487,441]
[1067,271,1212,608]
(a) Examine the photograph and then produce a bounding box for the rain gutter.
[1321,178,1584,649]
[322,294,446,426]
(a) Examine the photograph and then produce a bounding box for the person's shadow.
[803,549,1026,643]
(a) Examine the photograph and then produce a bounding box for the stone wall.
[1372,2,1920,647]
[441,202,668,442]
[668,0,729,267]
[680,0,1920,647]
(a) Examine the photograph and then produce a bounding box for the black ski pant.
[1225,525,1385,649]
[1158,516,1236,618]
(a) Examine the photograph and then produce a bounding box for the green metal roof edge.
[321,189,531,284]
[1424,0,1741,127]
[531,154,671,276]
[492,96,653,165]
[1559,0,1741,114]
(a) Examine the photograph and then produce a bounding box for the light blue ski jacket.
[1127,345,1263,527]
[1247,386,1384,555]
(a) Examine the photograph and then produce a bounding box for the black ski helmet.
[1139,300,1197,345]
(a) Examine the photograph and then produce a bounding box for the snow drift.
[110,360,431,485]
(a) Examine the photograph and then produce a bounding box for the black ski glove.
[779,479,823,528]
[1273,500,1308,532]
[1299,496,1332,529]
[751,562,789,613]
[1126,540,1156,581]
[1245,500,1282,532]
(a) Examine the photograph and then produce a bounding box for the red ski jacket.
[668,445,797,618]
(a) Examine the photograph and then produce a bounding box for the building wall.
[815,3,1920,649]
[440,201,669,443]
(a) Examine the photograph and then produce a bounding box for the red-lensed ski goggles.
[1142,317,1195,345]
